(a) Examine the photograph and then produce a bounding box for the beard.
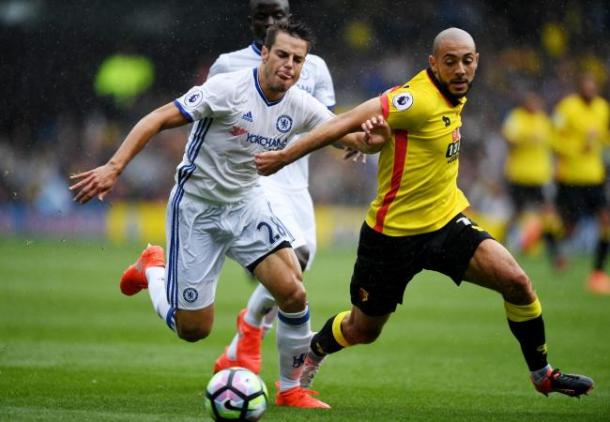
[445,78,473,98]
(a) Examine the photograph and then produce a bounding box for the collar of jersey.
[253,68,284,106]
[250,41,262,56]
[426,68,462,107]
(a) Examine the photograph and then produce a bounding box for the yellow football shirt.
[552,94,610,185]
[365,68,470,236]
[502,107,553,186]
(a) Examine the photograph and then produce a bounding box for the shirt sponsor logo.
[185,88,204,108]
[230,126,247,136]
[246,133,288,150]
[392,92,413,111]
[276,114,293,133]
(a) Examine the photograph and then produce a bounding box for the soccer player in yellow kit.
[255,27,594,402]
[501,92,562,266]
[552,72,610,294]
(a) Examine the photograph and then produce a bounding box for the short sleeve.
[207,54,229,79]
[312,58,336,109]
[299,93,335,133]
[174,75,232,122]
[380,86,433,131]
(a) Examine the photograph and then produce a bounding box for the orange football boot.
[275,386,331,409]
[119,245,165,296]
[587,270,610,295]
[213,309,262,374]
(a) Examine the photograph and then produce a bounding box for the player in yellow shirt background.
[255,27,594,402]
[501,91,563,268]
[552,72,610,294]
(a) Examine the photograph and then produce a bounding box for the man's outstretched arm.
[256,97,387,175]
[69,102,188,204]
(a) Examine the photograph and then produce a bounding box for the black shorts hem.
[246,241,292,273]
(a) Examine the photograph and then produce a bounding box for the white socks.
[146,267,175,331]
[531,364,552,384]
[244,284,276,326]
[225,284,276,358]
[277,306,312,391]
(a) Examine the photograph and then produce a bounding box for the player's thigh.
[423,213,493,285]
[166,189,228,313]
[252,247,305,312]
[555,184,581,225]
[584,184,608,217]
[350,223,422,317]
[265,187,317,268]
[226,195,303,309]
[463,238,534,303]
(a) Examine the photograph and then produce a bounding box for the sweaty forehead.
[436,38,476,57]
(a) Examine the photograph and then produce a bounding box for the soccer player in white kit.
[70,22,381,409]
[209,0,337,376]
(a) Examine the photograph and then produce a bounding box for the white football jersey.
[173,67,334,203]
[208,42,335,190]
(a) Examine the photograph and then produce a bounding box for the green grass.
[1,238,609,421]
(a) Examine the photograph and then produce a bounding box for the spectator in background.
[552,72,610,294]
[501,91,562,267]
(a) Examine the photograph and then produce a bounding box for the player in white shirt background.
[69,21,384,409]
[210,0,339,377]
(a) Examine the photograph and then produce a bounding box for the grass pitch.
[1,238,609,421]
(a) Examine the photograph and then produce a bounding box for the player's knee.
[176,325,211,342]
[277,281,306,313]
[503,268,534,303]
[175,318,213,342]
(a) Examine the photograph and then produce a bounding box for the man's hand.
[69,163,120,204]
[255,150,288,176]
[361,114,391,150]
[343,147,367,163]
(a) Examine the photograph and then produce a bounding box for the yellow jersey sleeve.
[380,86,435,131]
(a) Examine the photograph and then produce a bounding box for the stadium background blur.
[2,0,610,247]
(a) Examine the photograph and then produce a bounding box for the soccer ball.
[204,367,268,421]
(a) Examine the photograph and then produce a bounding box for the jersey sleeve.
[380,86,433,131]
[207,54,229,79]
[298,92,335,133]
[174,75,232,122]
[551,100,578,156]
[312,58,336,109]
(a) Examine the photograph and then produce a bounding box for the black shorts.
[556,183,607,222]
[508,183,545,213]
[350,213,493,316]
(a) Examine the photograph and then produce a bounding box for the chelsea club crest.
[276,115,293,133]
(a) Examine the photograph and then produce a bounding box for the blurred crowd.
[2,0,610,218]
